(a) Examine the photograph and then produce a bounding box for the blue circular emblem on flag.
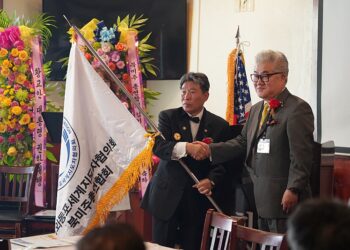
[58,117,80,190]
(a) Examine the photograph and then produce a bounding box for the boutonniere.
[267,99,283,126]
[202,137,213,144]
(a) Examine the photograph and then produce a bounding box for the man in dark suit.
[141,72,233,249]
[192,50,314,233]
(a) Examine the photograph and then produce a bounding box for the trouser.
[152,183,211,250]
[258,217,287,233]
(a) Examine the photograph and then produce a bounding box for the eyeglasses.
[250,72,284,83]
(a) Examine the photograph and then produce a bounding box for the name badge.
[257,138,270,154]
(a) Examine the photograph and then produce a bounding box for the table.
[10,234,176,250]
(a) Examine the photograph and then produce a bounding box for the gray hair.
[255,50,289,75]
[179,72,210,92]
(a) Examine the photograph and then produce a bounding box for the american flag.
[233,52,251,124]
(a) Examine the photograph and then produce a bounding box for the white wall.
[4,0,41,17]
[321,0,350,149]
[149,0,315,127]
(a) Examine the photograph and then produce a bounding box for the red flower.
[269,99,281,110]
[202,137,213,144]
[108,62,116,71]
[84,52,92,61]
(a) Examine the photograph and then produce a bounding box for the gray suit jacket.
[210,88,314,218]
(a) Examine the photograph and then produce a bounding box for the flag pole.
[235,26,240,49]
[63,16,223,213]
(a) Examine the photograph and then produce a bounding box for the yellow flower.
[10,48,19,57]
[2,97,11,106]
[69,18,99,43]
[28,122,36,131]
[24,151,32,159]
[0,123,7,133]
[1,67,10,77]
[8,119,16,129]
[18,50,28,61]
[16,73,27,84]
[11,106,22,115]
[0,48,8,57]
[19,25,33,44]
[7,146,18,157]
[2,59,11,67]
[19,114,31,125]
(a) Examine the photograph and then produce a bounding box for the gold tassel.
[83,132,159,234]
[226,48,237,125]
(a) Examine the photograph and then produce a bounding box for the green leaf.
[145,63,157,76]
[140,57,155,63]
[139,44,156,50]
[139,32,152,44]
[46,150,58,163]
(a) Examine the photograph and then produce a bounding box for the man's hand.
[281,189,299,214]
[193,178,213,196]
[186,141,210,160]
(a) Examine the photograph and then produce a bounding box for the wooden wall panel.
[334,155,350,202]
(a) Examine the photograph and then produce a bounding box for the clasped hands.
[186,141,211,160]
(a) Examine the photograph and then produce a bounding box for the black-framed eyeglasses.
[250,72,284,83]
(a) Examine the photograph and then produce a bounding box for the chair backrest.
[0,165,37,214]
[201,209,245,250]
[231,224,288,250]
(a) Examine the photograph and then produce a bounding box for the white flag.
[55,43,153,237]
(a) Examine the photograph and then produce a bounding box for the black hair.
[77,223,146,250]
[179,72,210,92]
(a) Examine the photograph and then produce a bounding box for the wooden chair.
[0,165,37,239]
[201,209,246,250]
[231,224,288,250]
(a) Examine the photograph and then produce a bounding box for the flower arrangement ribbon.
[31,36,47,207]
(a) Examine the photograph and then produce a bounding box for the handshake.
[186,141,211,160]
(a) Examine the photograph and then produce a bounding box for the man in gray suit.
[192,50,314,233]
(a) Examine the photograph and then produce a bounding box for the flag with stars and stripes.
[226,49,251,125]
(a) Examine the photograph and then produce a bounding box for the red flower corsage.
[269,98,282,110]
[267,99,283,126]
[202,137,213,144]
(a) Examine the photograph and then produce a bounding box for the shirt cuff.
[171,142,187,160]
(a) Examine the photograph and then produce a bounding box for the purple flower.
[110,51,120,62]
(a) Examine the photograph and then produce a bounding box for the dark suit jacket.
[141,107,233,220]
[210,88,314,218]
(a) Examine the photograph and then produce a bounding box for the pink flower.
[116,60,125,69]
[8,135,16,144]
[13,57,21,65]
[16,133,24,140]
[100,54,110,63]
[11,101,19,107]
[0,32,11,49]
[0,136,4,144]
[97,48,104,56]
[14,40,24,50]
[7,26,21,43]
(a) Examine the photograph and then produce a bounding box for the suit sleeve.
[209,117,248,166]
[207,122,232,184]
[152,111,177,160]
[286,101,314,190]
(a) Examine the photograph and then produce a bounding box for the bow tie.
[188,116,200,123]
